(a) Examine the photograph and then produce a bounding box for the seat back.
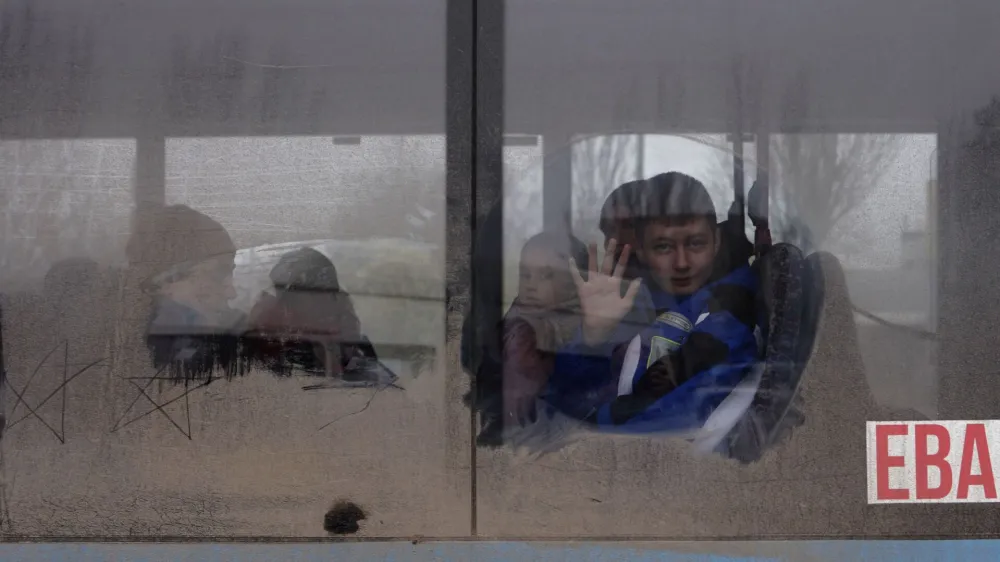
[723,242,826,463]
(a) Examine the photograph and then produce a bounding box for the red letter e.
[876,424,910,501]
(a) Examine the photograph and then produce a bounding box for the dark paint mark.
[316,384,389,432]
[3,339,106,443]
[111,379,211,435]
[323,501,366,535]
[124,206,399,405]
[2,206,404,442]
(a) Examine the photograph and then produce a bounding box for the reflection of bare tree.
[768,132,901,252]
[570,134,640,241]
[770,69,901,252]
[499,135,641,255]
[0,140,125,289]
[706,70,901,253]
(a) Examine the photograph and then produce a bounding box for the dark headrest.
[713,219,754,279]
[270,247,341,292]
[747,181,768,226]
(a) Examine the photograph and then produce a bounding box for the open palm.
[570,239,642,345]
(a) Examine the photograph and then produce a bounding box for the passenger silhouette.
[125,204,246,382]
[244,247,393,387]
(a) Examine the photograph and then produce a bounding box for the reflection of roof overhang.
[2,0,998,139]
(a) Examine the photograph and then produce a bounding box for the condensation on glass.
[0,0,467,539]
[478,0,994,540]
[1,0,998,545]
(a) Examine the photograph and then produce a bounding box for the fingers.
[623,277,642,304]
[571,239,631,283]
[601,239,618,276]
[570,242,600,287]
[611,243,632,279]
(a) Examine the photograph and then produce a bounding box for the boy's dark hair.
[633,172,718,245]
[599,179,647,236]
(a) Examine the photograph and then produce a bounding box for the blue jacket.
[546,265,760,433]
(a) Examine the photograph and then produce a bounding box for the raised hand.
[570,239,643,346]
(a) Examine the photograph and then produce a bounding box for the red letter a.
[957,423,998,500]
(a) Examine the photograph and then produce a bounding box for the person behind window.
[502,231,588,427]
[130,206,240,335]
[548,173,761,439]
[126,204,245,381]
[244,247,378,380]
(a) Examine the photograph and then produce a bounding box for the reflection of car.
[231,238,445,365]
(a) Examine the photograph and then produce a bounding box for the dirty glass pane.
[569,134,644,245]
[478,0,983,540]
[0,140,136,286]
[503,137,544,308]
[769,133,939,419]
[164,135,445,385]
[0,0,463,539]
[570,134,760,245]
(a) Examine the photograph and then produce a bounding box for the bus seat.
[723,242,824,463]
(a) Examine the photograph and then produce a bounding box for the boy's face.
[638,217,719,296]
[518,245,574,310]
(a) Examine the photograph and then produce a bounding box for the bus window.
[0,140,134,474]
[769,133,939,419]
[481,0,969,541]
[0,0,463,539]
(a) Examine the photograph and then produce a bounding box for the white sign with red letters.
[867,421,1000,503]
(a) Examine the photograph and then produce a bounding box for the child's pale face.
[518,245,575,310]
